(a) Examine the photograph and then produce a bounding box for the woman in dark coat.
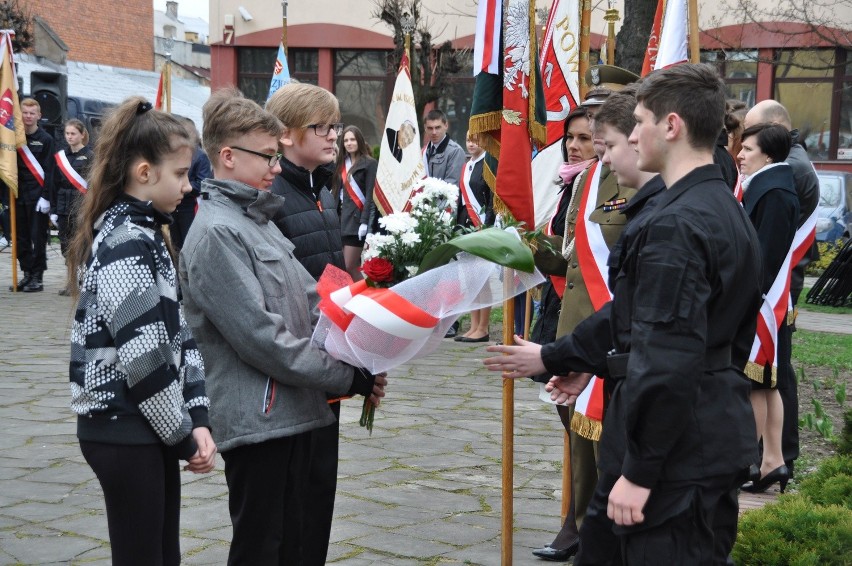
[737,123,799,494]
[53,118,93,295]
[334,125,377,280]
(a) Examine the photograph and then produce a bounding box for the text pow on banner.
[540,0,580,146]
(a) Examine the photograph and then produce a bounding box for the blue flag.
[267,42,291,101]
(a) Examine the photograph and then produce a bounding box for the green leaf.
[418,227,536,273]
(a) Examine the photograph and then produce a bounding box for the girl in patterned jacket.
[66,97,216,566]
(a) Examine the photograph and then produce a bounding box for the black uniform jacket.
[53,145,93,216]
[270,156,345,280]
[456,157,495,228]
[541,165,762,488]
[18,127,56,203]
[742,164,799,294]
[336,156,377,238]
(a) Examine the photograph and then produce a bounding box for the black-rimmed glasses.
[231,146,282,167]
[305,123,344,137]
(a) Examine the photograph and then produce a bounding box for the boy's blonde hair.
[20,97,40,111]
[265,82,340,142]
[202,87,283,167]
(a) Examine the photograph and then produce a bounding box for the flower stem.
[359,396,375,435]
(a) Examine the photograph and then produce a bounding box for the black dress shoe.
[457,335,490,343]
[531,541,579,561]
[741,465,790,494]
[444,326,457,338]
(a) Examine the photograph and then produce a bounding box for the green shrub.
[733,495,852,565]
[839,409,852,456]
[806,241,843,277]
[797,455,852,509]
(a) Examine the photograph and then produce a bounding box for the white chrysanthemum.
[365,233,394,252]
[400,231,421,245]
[379,212,418,235]
[405,265,419,277]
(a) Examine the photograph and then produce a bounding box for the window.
[702,50,758,107]
[237,48,318,105]
[437,50,474,150]
[334,50,393,149]
[773,49,837,160]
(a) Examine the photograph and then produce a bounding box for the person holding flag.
[52,118,93,295]
[9,98,56,293]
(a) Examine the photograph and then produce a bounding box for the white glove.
[36,197,50,214]
[49,214,59,226]
[358,223,368,239]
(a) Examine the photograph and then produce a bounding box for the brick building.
[21,0,153,70]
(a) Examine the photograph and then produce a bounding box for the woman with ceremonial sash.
[53,118,93,295]
[334,125,377,280]
[737,123,799,494]
[453,132,494,343]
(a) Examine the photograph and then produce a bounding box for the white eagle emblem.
[503,0,530,99]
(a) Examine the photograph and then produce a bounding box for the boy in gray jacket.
[179,88,385,565]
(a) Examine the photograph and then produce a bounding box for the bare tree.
[373,0,465,129]
[615,0,657,74]
[0,0,33,52]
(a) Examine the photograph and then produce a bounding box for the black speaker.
[30,71,67,126]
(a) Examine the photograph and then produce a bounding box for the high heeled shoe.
[741,465,789,494]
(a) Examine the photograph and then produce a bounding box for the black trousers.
[778,312,799,470]
[80,441,181,566]
[15,201,48,273]
[58,213,75,257]
[575,471,742,566]
[302,401,341,566]
[222,433,311,566]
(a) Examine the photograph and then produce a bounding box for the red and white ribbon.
[570,161,611,433]
[18,144,44,186]
[459,154,486,227]
[55,150,87,194]
[341,157,366,211]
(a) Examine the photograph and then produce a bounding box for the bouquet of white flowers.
[361,177,459,287]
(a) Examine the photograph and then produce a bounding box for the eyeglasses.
[230,146,282,168]
[305,123,344,137]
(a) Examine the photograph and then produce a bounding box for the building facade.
[208,0,851,167]
[22,0,153,70]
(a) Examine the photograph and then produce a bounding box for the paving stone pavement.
[0,246,572,565]
[1,246,848,565]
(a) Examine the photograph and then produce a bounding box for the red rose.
[362,257,395,283]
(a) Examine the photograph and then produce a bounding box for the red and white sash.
[459,153,486,227]
[18,145,44,187]
[341,157,366,211]
[570,161,612,441]
[745,204,817,385]
[55,150,88,194]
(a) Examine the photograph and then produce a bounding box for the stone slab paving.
[1,246,848,564]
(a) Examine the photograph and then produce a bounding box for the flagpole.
[578,0,592,99]
[604,3,619,66]
[281,0,288,55]
[688,0,700,63]
[9,197,17,290]
[401,11,414,66]
[501,268,515,566]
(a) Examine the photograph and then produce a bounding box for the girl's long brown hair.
[66,96,192,296]
[332,125,372,197]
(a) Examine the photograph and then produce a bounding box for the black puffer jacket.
[270,156,345,280]
[53,145,93,216]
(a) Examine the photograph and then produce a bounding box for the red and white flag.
[641,0,665,76]
[654,0,688,70]
[539,0,579,145]
[473,0,501,76]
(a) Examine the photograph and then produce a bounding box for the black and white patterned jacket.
[70,196,209,459]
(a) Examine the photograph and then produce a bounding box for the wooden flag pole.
[501,270,516,565]
[578,0,592,99]
[688,0,700,63]
[281,0,288,55]
[9,197,17,290]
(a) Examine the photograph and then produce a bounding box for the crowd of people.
[0,60,818,564]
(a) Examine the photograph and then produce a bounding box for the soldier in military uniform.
[496,64,761,565]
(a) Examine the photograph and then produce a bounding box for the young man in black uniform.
[487,64,763,564]
[8,98,56,292]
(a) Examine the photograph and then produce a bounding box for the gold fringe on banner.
[744,361,777,387]
[483,161,497,191]
[469,113,503,159]
[492,194,513,222]
[571,411,602,441]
